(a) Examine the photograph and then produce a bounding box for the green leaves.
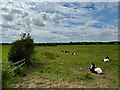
[8,33,35,63]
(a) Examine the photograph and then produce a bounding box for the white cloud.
[0,2,118,43]
[1,0,119,2]
[32,18,45,27]
[31,29,50,35]
[2,14,14,21]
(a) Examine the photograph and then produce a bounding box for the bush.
[8,33,35,63]
[2,63,13,87]
[14,67,27,77]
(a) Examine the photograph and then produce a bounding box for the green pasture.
[1,45,10,63]
[1,44,119,87]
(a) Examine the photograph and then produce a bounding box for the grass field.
[1,44,118,88]
[1,45,10,63]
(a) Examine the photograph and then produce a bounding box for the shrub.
[14,67,27,77]
[2,63,13,87]
[8,33,35,63]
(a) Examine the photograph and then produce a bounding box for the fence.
[10,58,27,77]
[11,58,26,71]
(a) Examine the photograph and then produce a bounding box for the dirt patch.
[28,62,44,73]
[12,72,109,88]
[12,63,115,88]
[13,76,85,88]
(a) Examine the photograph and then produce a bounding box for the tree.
[8,33,35,63]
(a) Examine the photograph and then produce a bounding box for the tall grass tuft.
[42,51,59,60]
[14,67,27,77]
[2,63,13,87]
[79,73,94,81]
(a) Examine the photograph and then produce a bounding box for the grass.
[1,44,119,88]
[1,45,28,87]
[0,45,11,87]
[1,45,10,63]
[79,73,94,81]
[31,45,118,87]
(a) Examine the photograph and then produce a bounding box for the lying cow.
[71,52,76,55]
[103,56,110,62]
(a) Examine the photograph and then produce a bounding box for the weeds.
[2,63,13,87]
[42,51,59,60]
[79,73,94,81]
[14,67,27,77]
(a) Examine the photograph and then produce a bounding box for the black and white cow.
[65,50,69,53]
[89,63,102,74]
[103,56,110,62]
[71,52,76,55]
[61,50,64,53]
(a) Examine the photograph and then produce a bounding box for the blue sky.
[0,2,118,43]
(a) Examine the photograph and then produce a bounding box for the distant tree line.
[35,41,120,46]
[1,41,120,46]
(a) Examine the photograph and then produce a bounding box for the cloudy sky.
[0,1,118,43]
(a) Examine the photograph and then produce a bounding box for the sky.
[0,1,119,43]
